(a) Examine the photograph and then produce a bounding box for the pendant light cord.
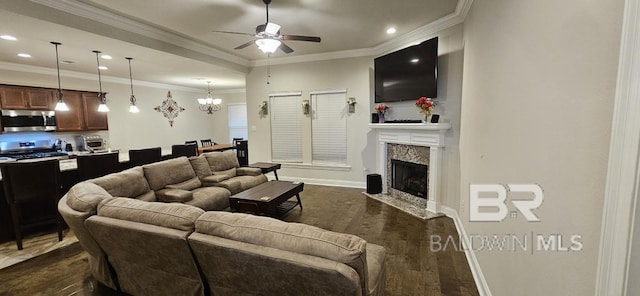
[126,57,136,103]
[93,51,104,101]
[51,42,63,98]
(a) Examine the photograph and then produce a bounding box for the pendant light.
[93,50,109,112]
[126,57,139,113]
[51,42,69,111]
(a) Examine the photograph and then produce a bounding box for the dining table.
[197,143,235,155]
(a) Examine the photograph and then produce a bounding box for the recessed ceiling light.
[0,35,17,41]
[410,58,420,63]
[98,66,108,70]
[386,27,397,35]
[17,53,31,58]
[100,54,112,60]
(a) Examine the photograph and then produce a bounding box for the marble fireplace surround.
[369,123,451,213]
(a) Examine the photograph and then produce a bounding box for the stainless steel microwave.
[0,110,56,132]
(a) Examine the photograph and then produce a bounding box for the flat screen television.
[374,37,438,103]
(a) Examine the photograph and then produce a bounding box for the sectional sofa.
[58,153,387,295]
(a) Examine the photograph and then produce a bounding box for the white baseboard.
[269,175,366,189]
[440,205,492,296]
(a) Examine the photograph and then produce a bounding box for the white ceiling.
[0,0,458,90]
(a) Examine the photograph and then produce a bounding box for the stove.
[0,141,69,160]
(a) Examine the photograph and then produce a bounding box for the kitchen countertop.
[0,149,173,180]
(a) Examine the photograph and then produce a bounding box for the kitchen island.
[0,149,173,244]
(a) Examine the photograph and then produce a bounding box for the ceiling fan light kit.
[255,38,281,54]
[212,0,321,55]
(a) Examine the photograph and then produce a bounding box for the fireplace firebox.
[391,159,428,199]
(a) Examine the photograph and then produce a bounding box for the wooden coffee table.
[229,180,303,217]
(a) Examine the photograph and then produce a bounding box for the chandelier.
[197,81,222,114]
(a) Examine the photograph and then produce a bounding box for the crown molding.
[252,0,474,66]
[0,61,206,92]
[29,0,250,70]
[251,47,376,67]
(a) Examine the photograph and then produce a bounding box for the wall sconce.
[347,97,356,113]
[259,100,268,115]
[302,100,310,115]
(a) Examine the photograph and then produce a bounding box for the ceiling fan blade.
[282,35,321,42]
[212,30,255,37]
[234,40,256,50]
[279,42,294,54]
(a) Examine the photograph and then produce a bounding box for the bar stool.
[171,144,198,158]
[1,159,64,250]
[76,152,120,181]
[128,147,162,167]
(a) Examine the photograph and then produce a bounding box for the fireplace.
[370,122,450,213]
[391,159,428,199]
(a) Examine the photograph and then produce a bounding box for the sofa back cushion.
[65,181,113,213]
[189,156,212,179]
[143,157,198,191]
[91,166,151,198]
[204,150,239,172]
[97,197,204,231]
[195,212,368,294]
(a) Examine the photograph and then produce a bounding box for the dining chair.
[171,144,198,158]
[76,152,120,181]
[1,159,64,250]
[185,140,198,147]
[200,139,214,147]
[128,147,162,167]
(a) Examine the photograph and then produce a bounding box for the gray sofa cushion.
[143,157,198,191]
[214,168,236,178]
[204,150,239,171]
[166,177,202,191]
[195,212,368,293]
[91,166,151,198]
[97,197,204,231]
[156,189,194,203]
[66,181,113,213]
[189,156,212,179]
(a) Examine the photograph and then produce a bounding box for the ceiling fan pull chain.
[267,54,271,84]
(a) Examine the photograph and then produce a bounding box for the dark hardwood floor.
[0,184,478,296]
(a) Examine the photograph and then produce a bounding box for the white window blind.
[311,91,347,165]
[270,93,303,162]
[227,104,248,143]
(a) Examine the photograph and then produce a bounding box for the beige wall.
[0,68,244,151]
[245,57,373,187]
[459,0,623,294]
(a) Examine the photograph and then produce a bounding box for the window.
[311,90,347,165]
[270,92,303,162]
[227,104,248,143]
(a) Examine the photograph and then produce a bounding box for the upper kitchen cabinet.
[82,92,108,130]
[55,91,84,132]
[55,91,108,131]
[0,85,53,110]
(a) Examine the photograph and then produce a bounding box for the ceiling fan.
[212,0,321,54]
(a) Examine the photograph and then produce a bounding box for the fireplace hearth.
[392,159,428,199]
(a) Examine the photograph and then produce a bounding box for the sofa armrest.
[156,188,193,203]
[237,167,262,176]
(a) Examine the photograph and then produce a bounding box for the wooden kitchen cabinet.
[0,85,53,110]
[82,92,109,130]
[55,91,85,131]
[55,91,108,131]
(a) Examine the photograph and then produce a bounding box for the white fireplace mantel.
[369,123,451,213]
